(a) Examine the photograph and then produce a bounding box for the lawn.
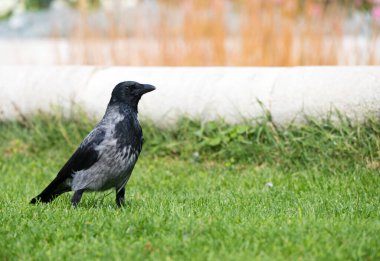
[0,113,379,260]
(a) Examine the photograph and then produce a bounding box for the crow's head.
[110,81,155,108]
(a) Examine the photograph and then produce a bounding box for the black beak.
[139,84,156,95]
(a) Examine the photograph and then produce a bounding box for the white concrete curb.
[0,66,379,125]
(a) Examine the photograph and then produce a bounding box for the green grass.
[0,112,379,260]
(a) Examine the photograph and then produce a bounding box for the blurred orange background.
[1,0,379,66]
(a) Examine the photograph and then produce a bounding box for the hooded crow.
[30,81,155,207]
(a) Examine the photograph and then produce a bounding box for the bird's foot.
[116,187,125,208]
[116,196,125,208]
[71,189,84,208]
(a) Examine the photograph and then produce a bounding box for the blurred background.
[0,0,379,66]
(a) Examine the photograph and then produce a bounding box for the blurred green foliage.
[24,0,100,10]
[1,109,379,172]
[24,0,52,11]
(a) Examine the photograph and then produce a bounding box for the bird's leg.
[116,187,125,208]
[71,189,84,208]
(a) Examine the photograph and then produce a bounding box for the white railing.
[0,65,379,124]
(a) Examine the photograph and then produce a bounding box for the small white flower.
[192,151,200,162]
[265,182,273,188]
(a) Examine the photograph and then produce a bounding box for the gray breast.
[71,109,141,191]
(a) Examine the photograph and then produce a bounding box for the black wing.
[30,128,105,203]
